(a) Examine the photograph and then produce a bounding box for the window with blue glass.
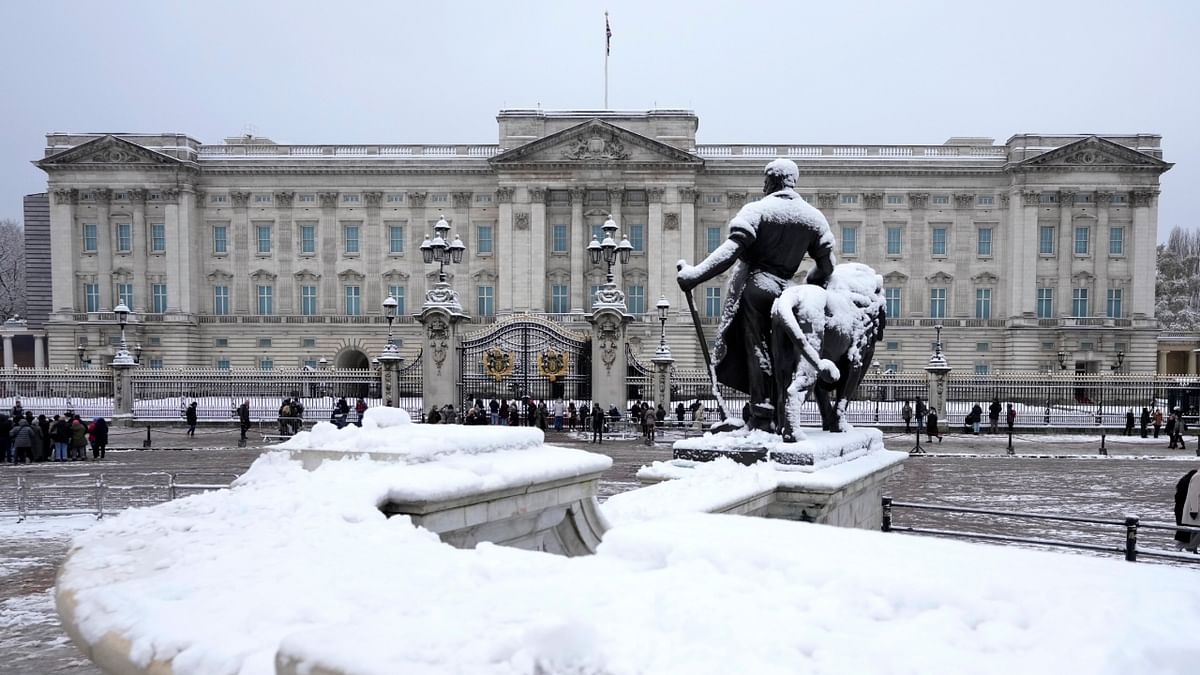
[704,287,721,318]
[388,225,405,254]
[477,225,493,254]
[477,286,494,316]
[299,224,316,254]
[151,223,165,252]
[884,287,901,318]
[706,226,722,254]
[1074,226,1089,255]
[213,225,228,254]
[213,286,229,315]
[116,283,133,308]
[929,288,946,318]
[1036,288,1053,318]
[152,284,167,313]
[975,288,991,319]
[1109,227,1124,256]
[628,224,644,252]
[116,223,132,252]
[1071,288,1089,317]
[344,286,361,315]
[256,285,273,315]
[388,286,405,316]
[301,286,317,316]
[886,227,902,256]
[256,225,271,254]
[931,228,947,256]
[841,226,857,255]
[344,224,360,254]
[552,225,568,252]
[1039,226,1055,255]
[85,283,99,312]
[627,285,645,314]
[1106,288,1122,318]
[551,285,569,313]
[977,228,992,256]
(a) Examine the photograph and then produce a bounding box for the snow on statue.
[677,159,885,439]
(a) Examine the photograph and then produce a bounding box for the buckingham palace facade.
[35,109,1171,373]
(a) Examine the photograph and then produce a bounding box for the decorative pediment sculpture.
[562,132,629,161]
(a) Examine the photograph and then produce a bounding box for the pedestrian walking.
[1153,407,1163,438]
[675,402,685,423]
[1006,404,1017,432]
[89,417,109,460]
[1172,410,1188,450]
[1140,407,1151,439]
[1167,411,1179,449]
[591,403,604,444]
[642,406,656,445]
[553,398,565,432]
[988,398,1002,434]
[901,400,913,433]
[186,401,198,437]
[568,401,578,431]
[925,407,943,443]
[915,398,927,431]
[1124,410,1136,436]
[237,400,251,441]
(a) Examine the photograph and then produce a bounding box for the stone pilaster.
[318,192,339,314]
[276,191,296,314]
[646,187,663,308]
[111,361,136,426]
[231,191,251,313]
[530,187,547,311]
[363,191,383,313]
[418,308,468,410]
[1131,190,1159,318]
[1056,191,1075,318]
[568,187,586,312]
[589,308,629,410]
[906,193,929,312]
[676,187,697,316]
[1094,192,1110,319]
[496,187,514,312]
[129,189,148,313]
[94,189,113,311]
[50,188,77,312]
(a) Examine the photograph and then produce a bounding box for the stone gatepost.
[111,360,136,426]
[589,306,630,411]
[418,307,469,414]
[378,346,403,408]
[651,340,674,410]
[925,325,952,422]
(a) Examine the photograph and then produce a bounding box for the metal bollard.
[1124,516,1138,562]
[143,425,152,448]
[1099,431,1108,456]
[881,497,892,532]
[167,473,177,501]
[1006,428,1014,455]
[96,476,105,519]
[16,475,26,522]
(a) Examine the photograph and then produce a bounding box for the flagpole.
[604,11,609,109]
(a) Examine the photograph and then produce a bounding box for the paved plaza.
[0,428,1197,673]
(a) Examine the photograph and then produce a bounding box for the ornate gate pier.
[458,316,591,412]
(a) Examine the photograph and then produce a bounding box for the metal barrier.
[0,471,239,521]
[882,497,1200,565]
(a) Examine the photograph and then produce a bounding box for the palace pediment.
[37,135,185,169]
[489,119,703,169]
[1016,136,1171,172]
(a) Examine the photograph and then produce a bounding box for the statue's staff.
[677,261,742,434]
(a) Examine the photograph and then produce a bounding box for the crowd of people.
[0,398,109,463]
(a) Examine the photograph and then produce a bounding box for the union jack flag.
[605,12,612,55]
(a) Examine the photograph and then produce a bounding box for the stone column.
[496,188,514,312]
[530,188,547,311]
[677,187,698,315]
[589,307,629,410]
[1094,192,1112,318]
[276,192,296,314]
[378,349,402,408]
[647,187,664,308]
[1190,350,1198,376]
[49,188,77,312]
[2,334,13,369]
[568,187,586,312]
[34,335,45,369]
[163,189,185,313]
[231,191,251,313]
[130,189,148,313]
[1131,190,1159,317]
[1056,191,1075,317]
[863,192,884,262]
[651,333,674,409]
[176,188,197,315]
[111,360,136,426]
[318,192,340,314]
[409,191,430,306]
[418,307,468,410]
[905,193,929,316]
[95,189,113,311]
[363,192,384,312]
[1013,190,1040,317]
[451,191,472,307]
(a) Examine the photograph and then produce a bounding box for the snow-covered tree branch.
[1155,226,1200,330]
[0,219,25,321]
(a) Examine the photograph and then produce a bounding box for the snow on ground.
[57,439,1200,675]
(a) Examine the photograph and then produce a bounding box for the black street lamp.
[112,302,135,365]
[587,215,633,309]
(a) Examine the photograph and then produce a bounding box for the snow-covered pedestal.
[653,427,903,528]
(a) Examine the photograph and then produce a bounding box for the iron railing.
[882,497,1200,565]
[0,471,238,521]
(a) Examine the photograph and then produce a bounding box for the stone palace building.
[34,109,1171,373]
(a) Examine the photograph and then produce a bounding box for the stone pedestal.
[378,348,402,407]
[588,307,629,410]
[110,360,135,426]
[418,307,468,411]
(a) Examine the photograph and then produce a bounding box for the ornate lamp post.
[77,342,90,367]
[918,324,951,454]
[419,214,466,311]
[587,215,633,310]
[378,295,404,407]
[651,296,674,408]
[112,303,135,366]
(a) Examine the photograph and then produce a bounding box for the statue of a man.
[676,159,836,433]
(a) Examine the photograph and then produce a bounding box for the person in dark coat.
[915,399,928,430]
[186,402,198,437]
[970,403,983,435]
[988,398,1002,434]
[237,401,251,441]
[901,401,913,433]
[675,402,686,422]
[1171,410,1188,450]
[427,406,441,424]
[925,407,942,443]
[591,403,605,444]
[89,417,109,460]
[1124,410,1136,436]
[1140,407,1151,439]
[1174,469,1200,553]
[10,418,36,464]
[37,414,50,462]
[0,413,11,464]
[69,415,88,461]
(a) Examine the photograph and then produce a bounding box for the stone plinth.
[672,427,879,470]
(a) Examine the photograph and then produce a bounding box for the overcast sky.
[1,0,1195,239]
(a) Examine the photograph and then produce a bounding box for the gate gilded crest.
[483,348,514,381]
[537,350,569,382]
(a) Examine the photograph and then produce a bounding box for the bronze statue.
[678,159,884,438]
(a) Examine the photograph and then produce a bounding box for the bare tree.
[0,219,25,321]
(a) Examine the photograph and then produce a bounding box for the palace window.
[929,288,946,319]
[256,225,272,254]
[977,195,994,206]
[975,288,992,320]
[1039,226,1055,255]
[1109,227,1125,256]
[705,194,723,205]
[84,283,99,313]
[387,194,406,204]
[977,227,993,256]
[706,226,722,254]
[1111,194,1127,205]
[260,359,274,370]
[841,226,857,255]
[301,286,317,316]
[591,224,604,243]
[343,224,360,254]
[473,193,492,204]
[388,286,405,316]
[344,286,362,316]
[551,285,569,314]
[841,194,858,205]
[477,225,493,254]
[212,225,228,254]
[977,342,990,352]
[151,223,166,252]
[932,195,949,205]
[1071,288,1089,318]
[884,287,901,318]
[254,194,272,204]
[1040,193,1058,204]
[886,195,904,205]
[388,225,405,254]
[297,194,316,204]
[342,194,361,204]
[214,338,228,348]
[82,223,98,252]
[1074,226,1090,255]
[627,285,645,314]
[1107,288,1123,318]
[299,224,316,254]
[302,338,316,348]
[628,224,644,252]
[704,287,721,318]
[430,193,448,204]
[477,285,494,317]
[975,363,989,376]
[552,224,568,252]
[258,338,272,348]
[217,359,230,370]
[931,228,947,256]
[886,227,902,256]
[213,286,229,315]
[116,283,133,308]
[1036,288,1053,319]
[152,284,167,313]
[256,285,273,315]
[116,223,132,252]
[209,194,228,204]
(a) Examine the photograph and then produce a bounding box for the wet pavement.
[0,428,1197,674]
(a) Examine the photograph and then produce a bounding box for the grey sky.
[1,0,1195,239]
